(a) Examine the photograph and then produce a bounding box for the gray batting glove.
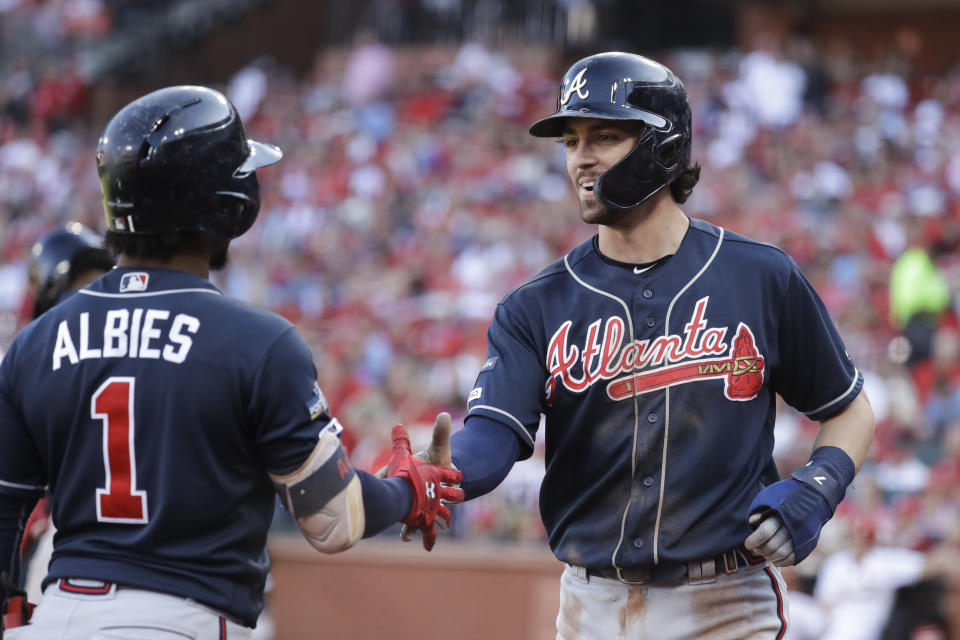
[745,512,796,566]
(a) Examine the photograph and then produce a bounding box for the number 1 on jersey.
[92,377,148,524]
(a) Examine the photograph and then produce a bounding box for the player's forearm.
[356,472,412,538]
[812,390,875,471]
[450,415,524,500]
[0,492,37,584]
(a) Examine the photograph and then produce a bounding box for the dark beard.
[579,197,621,226]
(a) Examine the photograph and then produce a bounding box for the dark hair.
[104,230,187,261]
[670,163,701,204]
[70,248,115,282]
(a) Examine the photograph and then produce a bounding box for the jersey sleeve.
[247,327,339,475]
[774,260,863,422]
[465,302,545,458]
[0,345,46,498]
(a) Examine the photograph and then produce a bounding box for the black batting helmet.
[97,85,282,239]
[529,52,692,210]
[29,222,114,318]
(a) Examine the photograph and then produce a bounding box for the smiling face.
[562,118,645,225]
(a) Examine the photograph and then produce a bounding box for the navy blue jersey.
[466,218,863,572]
[0,267,331,626]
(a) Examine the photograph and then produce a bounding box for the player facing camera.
[529,51,700,212]
[408,50,874,639]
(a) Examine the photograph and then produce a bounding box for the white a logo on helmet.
[561,68,590,107]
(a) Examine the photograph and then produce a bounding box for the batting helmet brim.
[528,107,668,138]
[237,139,283,174]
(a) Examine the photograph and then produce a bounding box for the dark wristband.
[790,445,856,511]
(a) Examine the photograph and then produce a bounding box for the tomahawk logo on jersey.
[543,296,765,403]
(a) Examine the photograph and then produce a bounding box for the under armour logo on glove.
[746,446,856,565]
[386,424,465,551]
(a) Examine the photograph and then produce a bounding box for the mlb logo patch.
[119,272,149,292]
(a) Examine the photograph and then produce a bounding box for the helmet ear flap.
[656,133,682,168]
[210,189,260,238]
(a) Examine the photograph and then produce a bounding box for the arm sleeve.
[451,415,525,500]
[357,473,412,538]
[0,492,39,586]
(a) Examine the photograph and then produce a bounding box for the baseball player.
[18,223,115,604]
[0,85,463,639]
[25,223,116,321]
[410,52,876,638]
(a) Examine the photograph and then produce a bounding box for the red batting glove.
[386,424,465,551]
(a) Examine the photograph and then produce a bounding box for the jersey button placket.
[642,289,653,299]
[645,317,656,328]
[633,537,645,548]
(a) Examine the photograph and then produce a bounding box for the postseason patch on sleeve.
[480,356,498,372]
[305,380,329,420]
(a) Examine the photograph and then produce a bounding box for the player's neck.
[596,194,689,264]
[115,253,211,280]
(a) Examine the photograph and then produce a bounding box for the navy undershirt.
[358,473,412,537]
[451,415,525,499]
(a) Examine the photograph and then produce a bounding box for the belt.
[583,547,765,586]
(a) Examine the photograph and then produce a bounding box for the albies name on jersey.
[52,308,200,370]
[545,296,765,403]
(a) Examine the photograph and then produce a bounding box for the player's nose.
[567,141,598,173]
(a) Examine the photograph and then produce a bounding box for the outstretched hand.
[399,412,458,542]
[385,421,464,551]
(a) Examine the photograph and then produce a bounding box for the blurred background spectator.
[4,0,960,636]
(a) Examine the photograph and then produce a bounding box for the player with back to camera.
[0,85,463,639]
[17,223,116,605]
[406,52,875,638]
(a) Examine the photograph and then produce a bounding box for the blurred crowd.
[3,8,960,633]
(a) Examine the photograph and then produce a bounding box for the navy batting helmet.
[97,85,282,239]
[29,222,114,318]
[529,52,692,210]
